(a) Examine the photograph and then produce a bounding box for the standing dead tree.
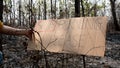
[44,0,47,19]
[0,0,3,52]
[75,0,80,17]
[110,0,120,31]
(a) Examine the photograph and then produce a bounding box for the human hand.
[26,29,33,40]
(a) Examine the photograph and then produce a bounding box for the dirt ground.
[1,33,120,68]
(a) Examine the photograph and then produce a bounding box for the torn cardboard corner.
[27,17,108,57]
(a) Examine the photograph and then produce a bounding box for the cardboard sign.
[27,17,107,57]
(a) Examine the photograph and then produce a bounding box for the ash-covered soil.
[1,33,120,68]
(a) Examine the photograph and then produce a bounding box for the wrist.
[25,29,33,40]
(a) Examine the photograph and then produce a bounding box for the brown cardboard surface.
[27,17,107,57]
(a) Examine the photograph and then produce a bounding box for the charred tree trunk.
[30,0,34,27]
[110,0,120,31]
[81,0,85,17]
[51,0,53,18]
[0,0,3,52]
[0,0,3,67]
[19,0,21,26]
[28,0,31,27]
[75,0,86,68]
[13,0,15,26]
[9,0,12,25]
[65,0,68,18]
[94,3,97,16]
[38,3,41,20]
[75,0,80,17]
[54,0,56,18]
[44,0,47,19]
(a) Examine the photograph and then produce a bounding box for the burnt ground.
[1,33,120,68]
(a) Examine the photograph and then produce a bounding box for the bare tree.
[54,0,56,18]
[19,0,22,26]
[110,0,120,31]
[13,0,16,26]
[0,0,3,68]
[38,2,41,20]
[81,0,85,17]
[65,0,68,18]
[0,0,3,52]
[94,3,97,16]
[44,0,47,19]
[51,0,53,18]
[75,0,80,17]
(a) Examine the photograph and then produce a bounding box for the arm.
[0,25,28,35]
[0,24,32,39]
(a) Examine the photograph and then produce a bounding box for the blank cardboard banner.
[27,17,107,57]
